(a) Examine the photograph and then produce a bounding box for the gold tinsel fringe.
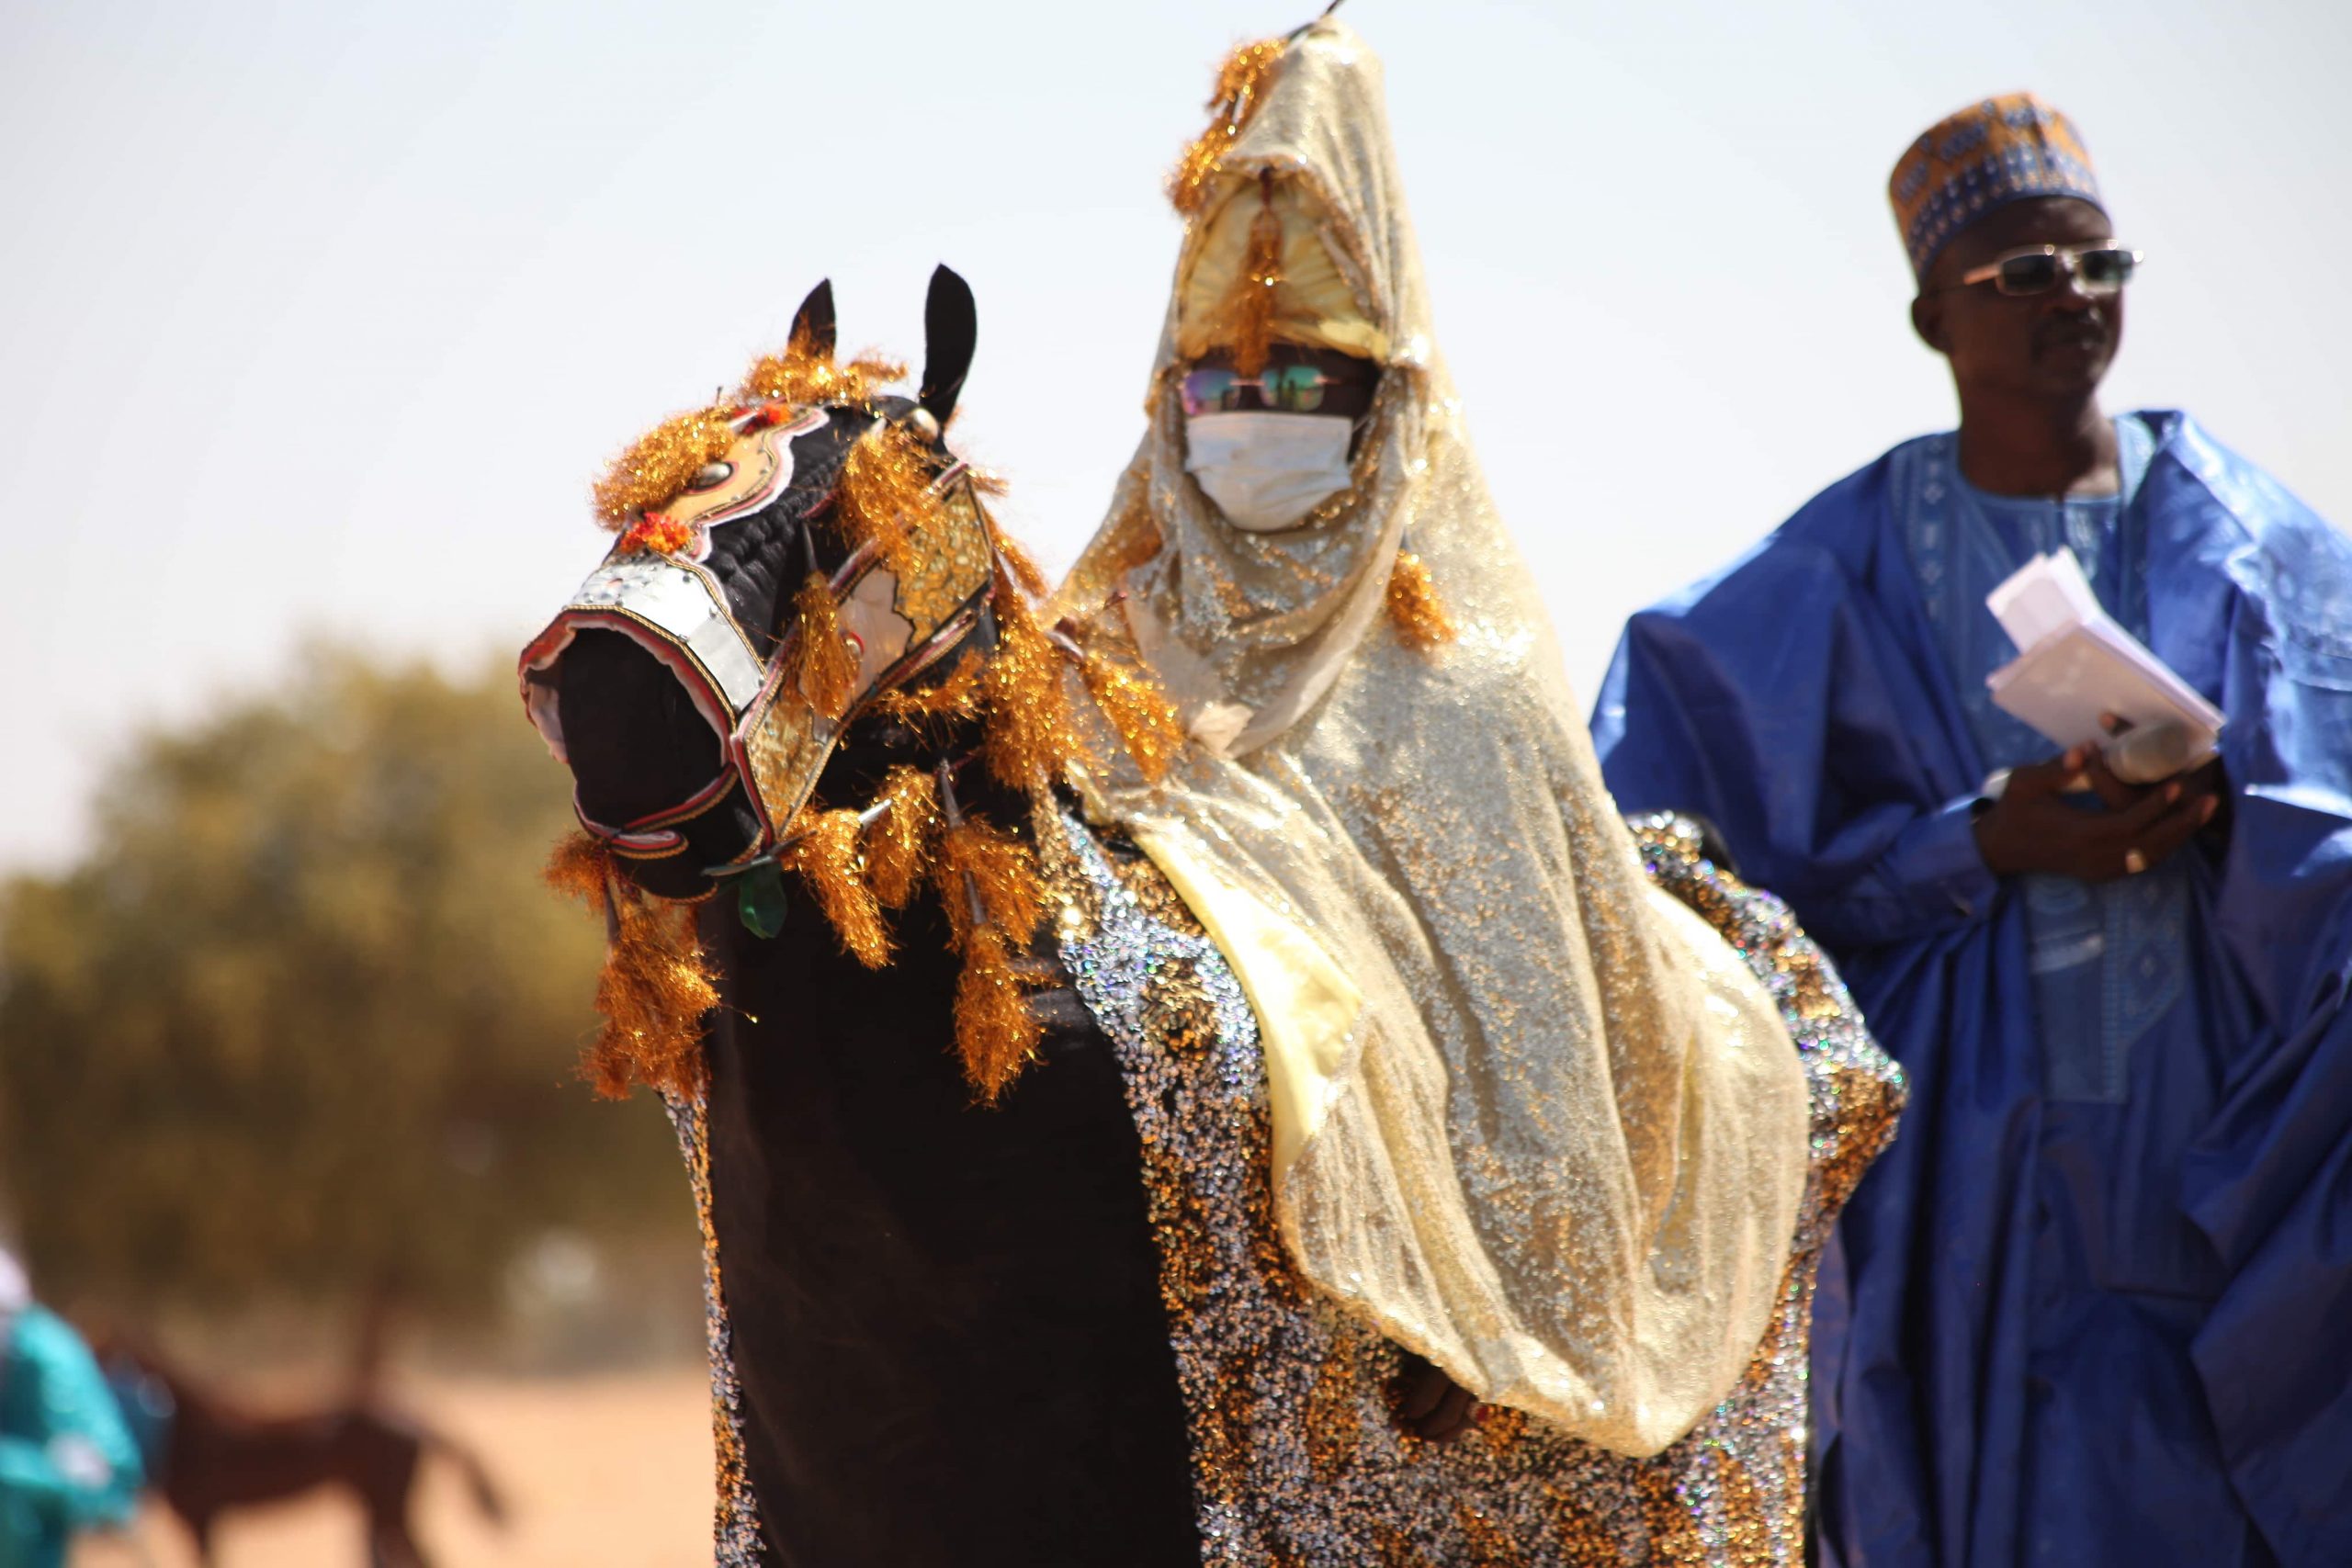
[834,425,939,573]
[954,924,1044,1105]
[873,651,982,728]
[935,815,1046,950]
[1385,550,1456,652]
[594,405,738,526]
[980,579,1080,789]
[546,827,614,906]
[1167,37,1288,217]
[740,341,906,410]
[1225,177,1285,378]
[1080,645,1186,784]
[789,571,859,719]
[594,331,912,527]
[788,808,893,968]
[545,832,718,1100]
[995,535,1050,600]
[864,766,939,908]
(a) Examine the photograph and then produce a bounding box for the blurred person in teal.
[0,1247,142,1568]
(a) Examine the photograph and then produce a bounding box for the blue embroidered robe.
[1590,412,2352,1567]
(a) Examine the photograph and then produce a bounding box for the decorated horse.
[520,266,1905,1566]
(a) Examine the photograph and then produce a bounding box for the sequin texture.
[664,1091,765,1566]
[1045,807,1905,1565]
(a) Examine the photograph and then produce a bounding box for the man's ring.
[2124,848,2148,875]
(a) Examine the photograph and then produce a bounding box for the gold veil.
[1057,18,1809,1458]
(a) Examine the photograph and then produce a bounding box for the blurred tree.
[0,649,687,1317]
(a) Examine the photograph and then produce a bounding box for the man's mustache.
[2034,311,2112,353]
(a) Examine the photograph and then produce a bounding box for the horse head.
[521,266,996,907]
[522,266,1177,1101]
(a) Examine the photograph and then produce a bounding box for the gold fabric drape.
[1057,18,1809,1459]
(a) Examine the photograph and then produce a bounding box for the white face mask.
[1183,412,1355,533]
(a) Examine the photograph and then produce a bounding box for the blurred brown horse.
[90,1335,505,1568]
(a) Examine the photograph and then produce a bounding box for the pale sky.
[3,0,2346,875]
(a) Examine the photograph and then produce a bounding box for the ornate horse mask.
[523,267,1182,1100]
[521,267,997,903]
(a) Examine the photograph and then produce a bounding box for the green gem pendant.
[736,862,790,939]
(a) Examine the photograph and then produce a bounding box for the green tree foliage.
[0,649,686,1315]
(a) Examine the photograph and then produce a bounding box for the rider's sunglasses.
[1181,364,1338,416]
[1955,243,2143,298]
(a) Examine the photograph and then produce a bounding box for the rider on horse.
[522,18,1901,1565]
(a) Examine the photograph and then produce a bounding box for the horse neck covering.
[1058,18,1809,1458]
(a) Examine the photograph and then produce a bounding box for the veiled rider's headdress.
[1057,18,1810,1457]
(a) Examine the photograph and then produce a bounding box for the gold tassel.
[995,534,1050,600]
[546,828,614,907]
[980,579,1079,789]
[787,808,893,968]
[931,770,1046,1104]
[934,814,1046,951]
[864,766,939,908]
[954,924,1043,1105]
[873,650,982,728]
[1385,549,1456,652]
[835,424,940,574]
[1080,645,1185,784]
[789,571,858,719]
[1167,37,1288,217]
[546,832,718,1100]
[1226,174,1285,378]
[593,405,739,526]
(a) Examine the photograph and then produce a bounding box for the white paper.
[1986,548,2103,650]
[1984,549,2224,761]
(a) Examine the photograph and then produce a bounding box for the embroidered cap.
[1889,94,2104,279]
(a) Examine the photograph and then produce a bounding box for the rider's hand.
[1973,743,2221,883]
[1391,1352,1479,1444]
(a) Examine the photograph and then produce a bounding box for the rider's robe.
[1592,412,2352,1568]
[1057,14,1813,1465]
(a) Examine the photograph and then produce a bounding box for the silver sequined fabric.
[1043,807,1905,1566]
[664,1091,765,1566]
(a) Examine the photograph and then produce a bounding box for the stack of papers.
[1984,549,2223,761]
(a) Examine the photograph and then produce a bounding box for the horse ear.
[788,278,837,359]
[918,265,978,425]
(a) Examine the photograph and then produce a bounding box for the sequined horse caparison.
[1038,807,1903,1567]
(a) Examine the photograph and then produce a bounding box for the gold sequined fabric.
[1059,17,1814,1455]
[1039,806,1905,1564]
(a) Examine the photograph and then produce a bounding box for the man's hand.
[1391,1352,1479,1443]
[1973,742,2222,882]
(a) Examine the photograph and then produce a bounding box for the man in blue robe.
[1591,95,2352,1567]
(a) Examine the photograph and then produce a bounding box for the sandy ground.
[72,1368,714,1568]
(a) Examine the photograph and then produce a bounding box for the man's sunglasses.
[1181,364,1340,416]
[1955,243,2143,298]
